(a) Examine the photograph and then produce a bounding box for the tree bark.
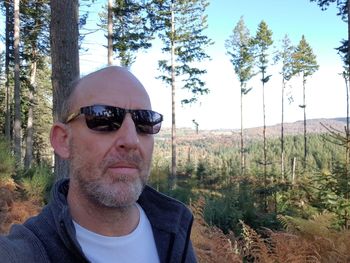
[281,78,285,181]
[170,3,177,190]
[303,74,307,168]
[4,0,12,141]
[24,59,37,169]
[345,0,350,229]
[240,83,245,175]
[262,71,267,212]
[107,0,113,65]
[13,0,21,165]
[50,0,80,180]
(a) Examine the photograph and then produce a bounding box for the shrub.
[0,137,15,184]
[21,165,54,204]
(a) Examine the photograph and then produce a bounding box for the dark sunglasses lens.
[82,105,162,134]
[133,110,163,134]
[84,105,124,132]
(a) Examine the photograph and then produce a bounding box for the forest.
[1,0,350,262]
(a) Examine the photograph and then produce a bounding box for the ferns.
[191,199,350,262]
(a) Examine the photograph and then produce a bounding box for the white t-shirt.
[73,204,160,263]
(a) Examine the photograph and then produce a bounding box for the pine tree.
[2,0,13,141]
[50,0,80,179]
[311,0,349,229]
[274,35,295,180]
[252,20,273,210]
[13,0,21,165]
[292,35,319,168]
[156,0,213,189]
[107,0,113,65]
[106,0,154,68]
[225,16,254,176]
[21,0,50,169]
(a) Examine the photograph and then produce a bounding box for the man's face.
[66,68,155,208]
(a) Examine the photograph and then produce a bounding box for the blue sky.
[205,0,344,61]
[78,0,347,130]
[0,0,347,130]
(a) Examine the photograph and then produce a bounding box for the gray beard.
[68,141,149,209]
[76,173,146,208]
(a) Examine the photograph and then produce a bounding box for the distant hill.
[157,118,348,141]
[244,118,347,139]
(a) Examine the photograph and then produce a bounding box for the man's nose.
[113,114,140,149]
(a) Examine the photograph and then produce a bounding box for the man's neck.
[67,184,140,237]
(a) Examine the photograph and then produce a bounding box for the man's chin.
[87,181,144,208]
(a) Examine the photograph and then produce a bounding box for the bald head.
[60,66,151,123]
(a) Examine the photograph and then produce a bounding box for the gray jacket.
[0,179,196,263]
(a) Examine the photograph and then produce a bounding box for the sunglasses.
[65,104,163,134]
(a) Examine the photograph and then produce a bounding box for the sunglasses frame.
[65,104,163,134]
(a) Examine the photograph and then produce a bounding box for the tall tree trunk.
[240,83,245,175]
[24,59,37,169]
[281,78,285,181]
[262,71,267,212]
[344,70,350,229]
[303,74,307,168]
[13,0,21,165]
[345,0,350,229]
[170,2,177,190]
[4,0,11,141]
[50,0,80,180]
[107,0,113,65]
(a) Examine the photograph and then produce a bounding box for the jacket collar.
[51,179,192,235]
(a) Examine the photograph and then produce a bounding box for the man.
[0,66,197,263]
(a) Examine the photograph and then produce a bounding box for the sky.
[0,0,347,130]
[79,0,347,130]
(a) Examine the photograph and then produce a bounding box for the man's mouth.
[107,162,139,175]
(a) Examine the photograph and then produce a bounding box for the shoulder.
[0,223,50,263]
[138,186,193,231]
[140,185,192,214]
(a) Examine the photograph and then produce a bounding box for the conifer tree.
[156,0,213,189]
[274,35,295,180]
[310,0,349,228]
[292,35,319,168]
[252,20,273,208]
[2,0,13,141]
[225,16,254,176]
[21,0,50,169]
[106,0,154,68]
[50,0,80,179]
[107,0,113,65]
[13,0,21,165]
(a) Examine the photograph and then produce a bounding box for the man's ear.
[50,122,71,159]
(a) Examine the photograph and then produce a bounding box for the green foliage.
[274,34,295,81]
[153,131,347,234]
[21,164,54,204]
[103,0,155,67]
[292,35,319,77]
[310,0,348,21]
[157,0,213,104]
[225,16,255,86]
[252,20,273,72]
[0,136,15,183]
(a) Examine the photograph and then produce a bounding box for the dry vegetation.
[0,179,41,234]
[2,180,350,262]
[190,198,350,263]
